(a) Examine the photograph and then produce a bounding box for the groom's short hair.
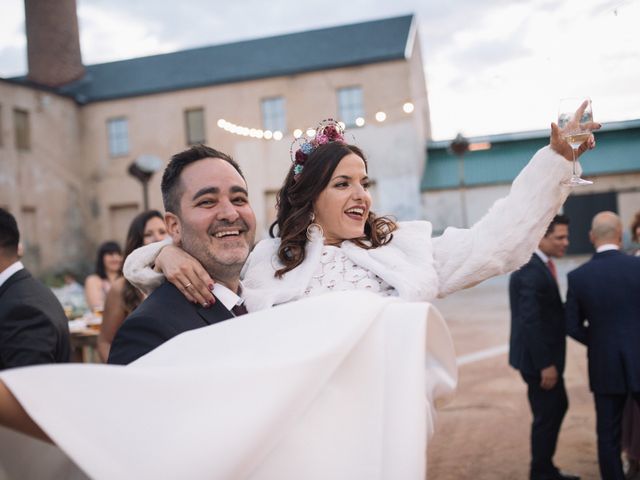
[161,145,245,214]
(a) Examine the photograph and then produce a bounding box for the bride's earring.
[306,212,324,241]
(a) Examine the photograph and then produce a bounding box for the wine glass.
[558,97,594,186]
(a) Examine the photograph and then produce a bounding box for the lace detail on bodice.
[301,246,397,298]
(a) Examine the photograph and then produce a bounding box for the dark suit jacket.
[108,281,234,365]
[566,249,640,394]
[509,254,566,376]
[0,268,71,369]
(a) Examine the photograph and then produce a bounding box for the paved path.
[427,256,600,479]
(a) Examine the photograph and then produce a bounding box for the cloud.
[0,0,25,76]
[448,33,532,72]
[78,3,179,64]
[0,46,26,77]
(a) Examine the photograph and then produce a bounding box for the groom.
[108,145,256,365]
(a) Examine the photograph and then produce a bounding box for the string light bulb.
[217,100,415,140]
[403,102,414,114]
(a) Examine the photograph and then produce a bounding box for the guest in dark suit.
[0,208,70,369]
[566,211,640,480]
[108,145,255,365]
[509,214,579,480]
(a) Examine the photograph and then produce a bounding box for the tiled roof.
[8,15,414,103]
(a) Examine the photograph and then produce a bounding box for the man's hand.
[540,365,559,390]
[155,245,215,307]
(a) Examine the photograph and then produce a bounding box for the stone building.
[0,0,431,275]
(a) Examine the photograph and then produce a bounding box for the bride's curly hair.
[269,142,397,278]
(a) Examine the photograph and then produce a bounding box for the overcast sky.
[1,0,638,140]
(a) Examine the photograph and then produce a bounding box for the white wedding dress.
[0,291,456,480]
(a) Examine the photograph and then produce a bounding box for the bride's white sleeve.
[123,237,173,295]
[432,146,578,297]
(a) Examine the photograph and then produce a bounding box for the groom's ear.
[165,212,182,247]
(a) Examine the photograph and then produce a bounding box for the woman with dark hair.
[97,210,167,362]
[84,241,122,311]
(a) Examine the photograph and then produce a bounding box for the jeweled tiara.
[289,119,346,178]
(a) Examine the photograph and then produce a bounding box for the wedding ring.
[184,282,192,289]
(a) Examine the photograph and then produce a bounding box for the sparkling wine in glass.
[558,97,593,186]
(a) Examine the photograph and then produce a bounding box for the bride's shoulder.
[245,237,279,267]
[392,221,433,242]
[251,237,279,255]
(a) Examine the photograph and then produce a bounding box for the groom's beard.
[179,220,250,286]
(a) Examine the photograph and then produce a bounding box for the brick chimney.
[24,0,85,87]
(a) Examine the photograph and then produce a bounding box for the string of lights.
[216,101,416,141]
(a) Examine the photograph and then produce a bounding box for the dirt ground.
[427,257,601,479]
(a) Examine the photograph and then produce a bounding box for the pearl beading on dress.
[302,246,397,298]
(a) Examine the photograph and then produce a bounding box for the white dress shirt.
[534,248,550,264]
[0,261,24,288]
[212,283,244,312]
[596,244,620,253]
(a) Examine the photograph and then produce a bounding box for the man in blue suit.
[566,211,640,480]
[510,214,579,480]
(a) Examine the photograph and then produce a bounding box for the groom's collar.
[596,244,619,253]
[212,282,244,311]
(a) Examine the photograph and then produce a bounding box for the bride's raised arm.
[432,121,598,297]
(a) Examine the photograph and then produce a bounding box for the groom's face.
[166,158,256,280]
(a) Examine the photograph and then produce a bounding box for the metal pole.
[458,154,468,228]
[450,133,470,229]
[142,181,149,211]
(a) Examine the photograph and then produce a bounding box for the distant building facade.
[0,2,431,275]
[422,120,640,254]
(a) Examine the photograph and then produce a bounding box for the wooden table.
[70,328,100,363]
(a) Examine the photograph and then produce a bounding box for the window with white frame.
[185,108,206,145]
[107,117,129,157]
[337,86,364,127]
[261,97,286,133]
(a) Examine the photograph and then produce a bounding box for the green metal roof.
[422,119,640,191]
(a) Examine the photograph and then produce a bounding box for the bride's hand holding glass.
[550,98,601,185]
